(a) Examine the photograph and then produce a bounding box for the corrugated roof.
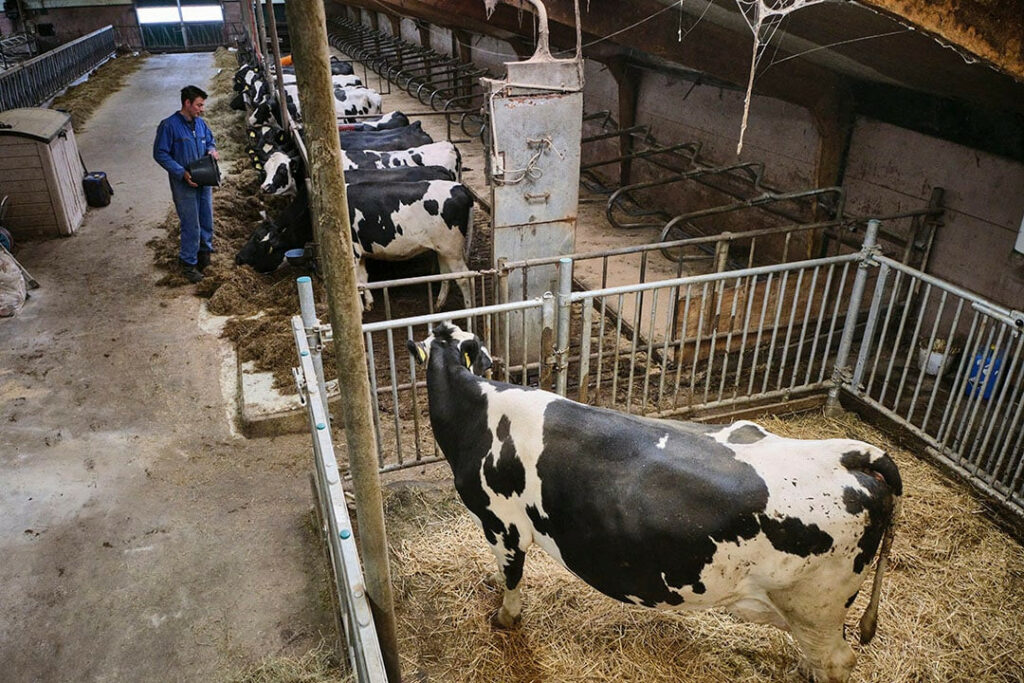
[0,107,72,143]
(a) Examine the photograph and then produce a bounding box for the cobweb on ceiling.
[734,0,828,155]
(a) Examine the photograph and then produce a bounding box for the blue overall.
[153,111,216,266]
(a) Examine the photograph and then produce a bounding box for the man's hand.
[209,149,220,161]
[183,170,198,188]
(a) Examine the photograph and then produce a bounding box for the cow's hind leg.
[772,594,856,683]
[486,527,526,629]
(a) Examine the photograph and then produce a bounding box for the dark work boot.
[196,250,211,273]
[179,258,204,283]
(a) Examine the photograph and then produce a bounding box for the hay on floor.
[383,412,1024,682]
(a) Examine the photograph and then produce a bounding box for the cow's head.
[257,151,301,195]
[407,322,492,376]
[235,220,286,273]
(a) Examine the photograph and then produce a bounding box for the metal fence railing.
[291,284,387,683]
[296,221,1023,529]
[844,253,1024,522]
[0,26,116,111]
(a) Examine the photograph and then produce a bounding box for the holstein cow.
[281,56,353,76]
[342,140,461,179]
[281,72,362,89]
[235,184,312,272]
[240,177,473,312]
[406,322,902,683]
[337,110,410,132]
[257,147,454,195]
[339,121,433,151]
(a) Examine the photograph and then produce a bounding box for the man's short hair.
[180,85,208,105]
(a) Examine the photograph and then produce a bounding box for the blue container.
[964,348,1004,400]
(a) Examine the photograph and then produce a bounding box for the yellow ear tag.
[463,352,472,369]
[417,346,427,363]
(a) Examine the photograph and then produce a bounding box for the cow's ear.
[460,340,480,368]
[407,340,427,365]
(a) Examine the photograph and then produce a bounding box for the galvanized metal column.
[555,257,572,396]
[825,219,880,416]
[484,0,583,360]
[284,0,401,680]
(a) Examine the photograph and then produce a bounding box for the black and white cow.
[240,179,474,311]
[281,56,353,76]
[257,148,454,196]
[348,180,473,310]
[342,140,461,178]
[281,72,362,89]
[337,110,410,132]
[407,322,902,683]
[331,85,383,121]
[339,121,433,151]
[234,184,312,271]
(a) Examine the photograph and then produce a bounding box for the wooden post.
[283,0,402,680]
[237,0,255,54]
[602,56,640,187]
[264,0,291,134]
[253,0,269,65]
[811,80,854,258]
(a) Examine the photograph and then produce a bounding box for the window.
[136,4,223,25]
[181,5,223,22]
[136,7,180,24]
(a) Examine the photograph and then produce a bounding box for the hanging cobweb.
[734,0,828,155]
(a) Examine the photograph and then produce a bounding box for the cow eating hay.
[407,323,902,683]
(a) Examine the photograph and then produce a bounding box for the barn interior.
[1,0,1023,681]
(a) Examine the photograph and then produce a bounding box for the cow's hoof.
[490,609,521,630]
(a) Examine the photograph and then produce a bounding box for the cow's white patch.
[474,383,566,566]
[656,434,668,449]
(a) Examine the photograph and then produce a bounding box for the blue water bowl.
[285,248,310,268]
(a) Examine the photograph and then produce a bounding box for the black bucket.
[186,155,221,187]
[83,171,114,207]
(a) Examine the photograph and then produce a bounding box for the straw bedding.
[384,411,1024,682]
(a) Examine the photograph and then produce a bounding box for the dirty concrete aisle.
[0,54,330,681]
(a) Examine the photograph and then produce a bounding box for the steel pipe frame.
[606,162,766,230]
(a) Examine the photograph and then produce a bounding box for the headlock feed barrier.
[292,222,1022,679]
[0,26,116,111]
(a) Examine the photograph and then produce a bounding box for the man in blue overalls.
[153,85,219,283]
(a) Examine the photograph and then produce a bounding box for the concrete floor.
[0,53,330,681]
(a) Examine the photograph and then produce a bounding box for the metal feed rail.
[291,310,387,682]
[0,26,116,111]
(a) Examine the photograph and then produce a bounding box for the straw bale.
[383,413,1024,682]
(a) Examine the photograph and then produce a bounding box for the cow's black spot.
[758,514,834,557]
[422,199,439,216]
[840,449,900,573]
[484,415,526,497]
[728,424,766,444]
[845,590,860,608]
[496,415,511,441]
[411,153,423,165]
[526,504,552,536]
[533,400,769,607]
[501,524,525,589]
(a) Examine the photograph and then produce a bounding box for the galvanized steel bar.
[826,220,879,414]
[556,259,573,396]
[292,317,387,683]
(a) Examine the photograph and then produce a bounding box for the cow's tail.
[858,453,902,645]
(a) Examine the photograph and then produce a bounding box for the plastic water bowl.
[285,248,309,268]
